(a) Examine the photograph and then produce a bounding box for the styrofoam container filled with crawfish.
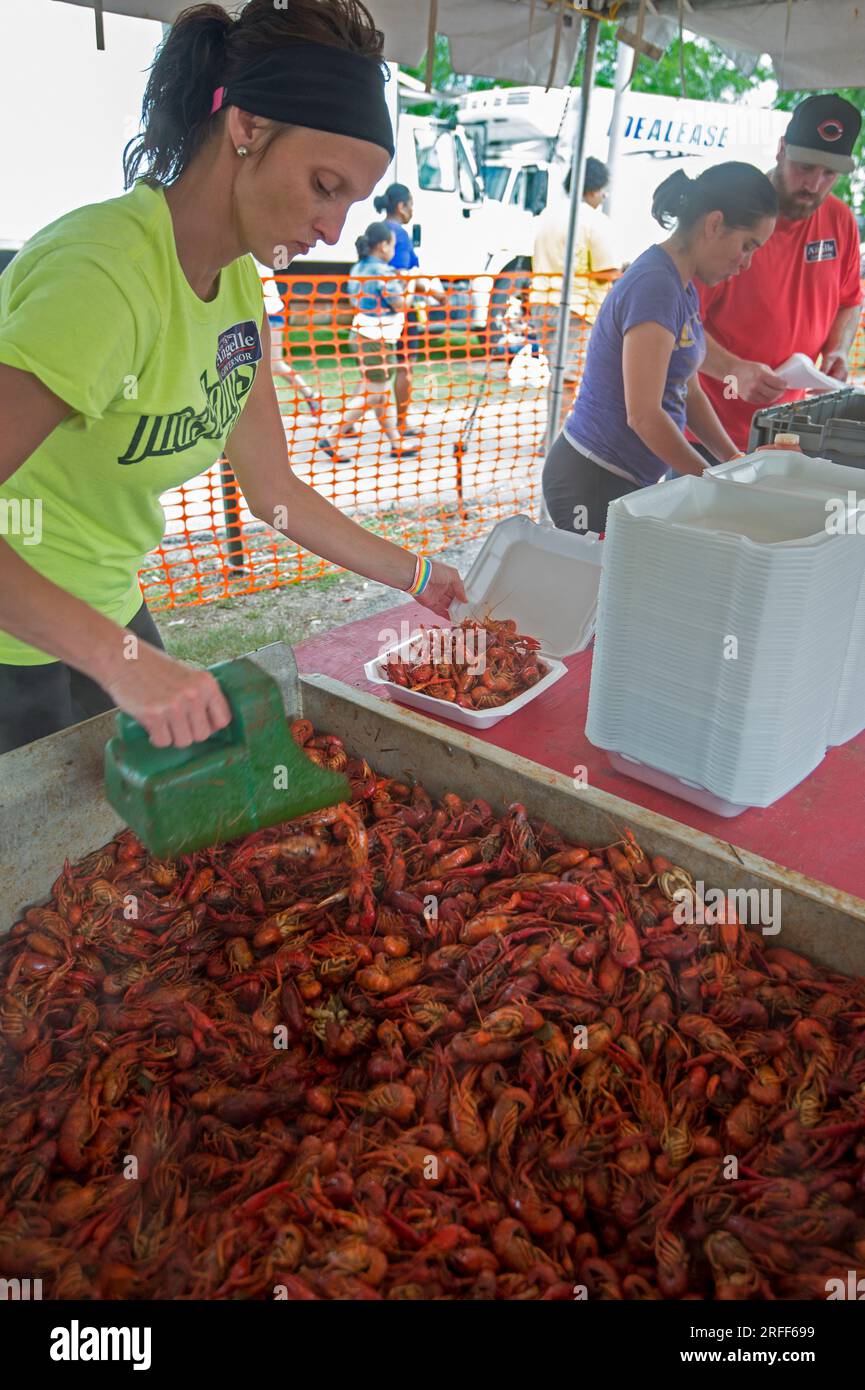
[364,515,603,728]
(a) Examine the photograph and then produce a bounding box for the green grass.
[159,573,344,667]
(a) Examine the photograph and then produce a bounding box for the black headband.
[213,43,394,158]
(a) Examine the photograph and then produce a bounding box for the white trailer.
[461,85,791,264]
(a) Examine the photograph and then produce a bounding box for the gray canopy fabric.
[55,1,865,90]
[647,0,865,91]
[360,0,582,88]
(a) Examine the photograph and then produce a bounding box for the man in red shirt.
[697,93,862,451]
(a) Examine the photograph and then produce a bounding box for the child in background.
[318,223,420,463]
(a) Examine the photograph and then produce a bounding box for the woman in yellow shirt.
[0,0,464,754]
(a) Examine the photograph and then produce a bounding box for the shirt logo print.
[117,367,255,466]
[216,320,262,381]
[805,238,838,263]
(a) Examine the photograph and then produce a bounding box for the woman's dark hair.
[355,221,394,259]
[123,0,384,188]
[652,162,778,233]
[373,182,412,216]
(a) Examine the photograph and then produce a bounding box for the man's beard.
[770,167,827,222]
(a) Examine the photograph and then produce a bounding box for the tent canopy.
[54,0,865,89]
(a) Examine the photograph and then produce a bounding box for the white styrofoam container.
[364,633,568,730]
[364,514,603,729]
[586,459,865,816]
[607,470,857,545]
[706,452,865,745]
[708,449,865,501]
[607,753,754,818]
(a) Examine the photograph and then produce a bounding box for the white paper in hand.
[776,352,843,393]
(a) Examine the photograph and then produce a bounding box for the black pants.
[0,602,165,754]
[542,431,641,535]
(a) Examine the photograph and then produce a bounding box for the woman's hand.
[416,560,467,619]
[100,643,233,749]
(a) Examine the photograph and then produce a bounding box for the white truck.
[461,86,791,265]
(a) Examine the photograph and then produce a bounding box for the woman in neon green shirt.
[0,0,465,754]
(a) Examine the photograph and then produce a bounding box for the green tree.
[577,24,775,103]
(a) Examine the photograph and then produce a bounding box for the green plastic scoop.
[104,657,350,858]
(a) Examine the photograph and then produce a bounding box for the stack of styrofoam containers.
[710,452,865,747]
[585,451,865,816]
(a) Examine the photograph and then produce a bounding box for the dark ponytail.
[124,5,230,189]
[124,0,385,189]
[373,182,412,216]
[355,221,392,259]
[652,162,778,233]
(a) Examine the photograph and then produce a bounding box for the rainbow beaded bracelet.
[407,554,432,597]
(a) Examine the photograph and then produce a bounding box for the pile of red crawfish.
[383,617,545,709]
[1,719,864,1300]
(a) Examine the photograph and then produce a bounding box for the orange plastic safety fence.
[140,270,596,611]
[140,273,865,611]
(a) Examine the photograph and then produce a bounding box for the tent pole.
[605,39,631,222]
[542,14,598,463]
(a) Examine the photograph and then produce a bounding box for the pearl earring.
[236,145,249,157]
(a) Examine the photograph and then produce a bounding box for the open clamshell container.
[364,514,602,729]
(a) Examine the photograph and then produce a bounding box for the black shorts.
[0,601,165,754]
[542,432,641,535]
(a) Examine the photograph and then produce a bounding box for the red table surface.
[295,601,865,900]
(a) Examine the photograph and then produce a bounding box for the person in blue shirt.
[374,182,419,271]
[319,222,420,463]
[373,183,425,435]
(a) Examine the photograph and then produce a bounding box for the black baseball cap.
[784,93,861,174]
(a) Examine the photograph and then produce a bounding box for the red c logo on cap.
[818,118,844,142]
